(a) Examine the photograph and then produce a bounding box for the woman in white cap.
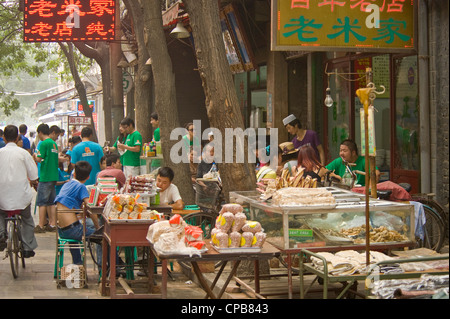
[282,114,325,166]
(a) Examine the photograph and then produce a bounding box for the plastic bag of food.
[119,212,129,220]
[154,232,182,252]
[133,203,146,214]
[215,212,234,233]
[186,240,206,250]
[128,211,139,219]
[212,231,229,248]
[122,204,134,214]
[232,212,247,232]
[185,225,203,242]
[146,221,171,243]
[168,214,187,239]
[229,231,242,248]
[253,232,266,248]
[140,210,162,221]
[240,232,256,247]
[109,211,119,219]
[241,221,262,233]
[112,194,135,206]
[219,203,243,215]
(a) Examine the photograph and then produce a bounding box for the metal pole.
[366,68,378,199]
[364,68,372,268]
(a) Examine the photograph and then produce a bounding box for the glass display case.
[229,187,415,251]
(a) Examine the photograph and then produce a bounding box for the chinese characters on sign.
[69,116,92,125]
[272,0,415,52]
[24,0,115,42]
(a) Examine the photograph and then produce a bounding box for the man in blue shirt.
[54,161,98,264]
[0,129,6,149]
[70,126,104,186]
[19,124,31,154]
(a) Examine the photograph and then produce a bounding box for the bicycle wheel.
[183,212,217,239]
[17,225,26,269]
[415,197,448,236]
[416,205,445,252]
[7,221,19,278]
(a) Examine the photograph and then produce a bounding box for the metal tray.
[106,218,156,224]
[278,203,337,210]
[211,244,261,254]
[151,245,208,257]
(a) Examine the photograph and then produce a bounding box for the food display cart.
[229,187,416,298]
[299,248,448,299]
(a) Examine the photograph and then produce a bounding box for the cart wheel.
[335,281,358,299]
[183,212,216,239]
[277,253,300,274]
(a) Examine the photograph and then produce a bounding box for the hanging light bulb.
[324,88,334,107]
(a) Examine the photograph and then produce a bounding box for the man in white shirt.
[0,125,39,257]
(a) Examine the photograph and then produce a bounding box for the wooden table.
[100,217,158,299]
[150,241,280,299]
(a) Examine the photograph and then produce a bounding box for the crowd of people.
[0,116,150,264]
[0,112,380,264]
[256,114,380,187]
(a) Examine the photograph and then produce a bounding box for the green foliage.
[0,89,20,116]
[0,1,61,115]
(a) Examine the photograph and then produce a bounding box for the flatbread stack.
[272,187,336,207]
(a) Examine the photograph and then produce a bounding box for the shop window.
[326,64,351,160]
[236,65,267,128]
[393,55,419,171]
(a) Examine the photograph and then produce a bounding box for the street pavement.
[0,192,212,300]
[1,191,447,300]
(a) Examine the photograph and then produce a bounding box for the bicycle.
[407,188,448,236]
[365,182,446,252]
[3,210,26,279]
[178,179,223,271]
[397,183,447,252]
[183,179,223,239]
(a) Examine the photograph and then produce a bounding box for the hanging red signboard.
[23,0,116,42]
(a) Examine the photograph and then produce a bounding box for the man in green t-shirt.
[33,123,59,232]
[117,117,142,178]
[150,112,163,171]
[150,112,160,142]
[326,139,380,187]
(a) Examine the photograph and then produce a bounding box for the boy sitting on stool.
[54,161,100,265]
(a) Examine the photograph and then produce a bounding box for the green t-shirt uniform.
[153,127,160,142]
[325,156,377,186]
[37,138,59,182]
[122,130,142,167]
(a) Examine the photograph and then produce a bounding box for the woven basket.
[60,264,86,288]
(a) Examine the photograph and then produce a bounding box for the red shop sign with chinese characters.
[23,0,116,42]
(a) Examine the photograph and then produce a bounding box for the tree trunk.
[183,0,256,201]
[74,42,113,143]
[59,42,98,142]
[124,0,152,144]
[142,0,195,204]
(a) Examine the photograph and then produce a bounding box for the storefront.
[323,52,419,192]
[167,0,447,204]
[270,0,422,192]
